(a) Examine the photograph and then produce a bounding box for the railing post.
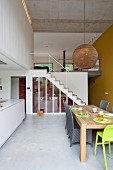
[63,50,66,72]
[59,90,61,113]
[52,84,54,113]
[66,70,67,88]
[45,78,47,113]
[49,55,50,72]
[38,77,40,111]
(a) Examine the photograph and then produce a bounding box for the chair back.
[64,102,68,114]
[103,125,113,142]
[64,102,69,120]
[100,100,110,111]
[111,106,113,113]
[67,107,75,133]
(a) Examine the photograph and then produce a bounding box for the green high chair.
[94,125,113,170]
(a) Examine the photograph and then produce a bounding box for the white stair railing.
[33,52,69,88]
[31,52,86,106]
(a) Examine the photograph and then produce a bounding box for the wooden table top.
[70,105,113,129]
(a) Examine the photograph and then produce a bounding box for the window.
[58,59,74,71]
[34,63,53,72]
[65,64,74,71]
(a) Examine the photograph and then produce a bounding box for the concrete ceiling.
[26,0,113,33]
[1,0,113,70]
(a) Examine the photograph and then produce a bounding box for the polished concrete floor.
[0,114,113,170]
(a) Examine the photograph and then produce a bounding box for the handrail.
[31,52,100,72]
[32,52,68,71]
[31,52,68,87]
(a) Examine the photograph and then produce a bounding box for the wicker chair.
[99,100,110,111]
[67,106,93,147]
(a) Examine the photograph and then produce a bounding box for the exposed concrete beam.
[32,19,113,33]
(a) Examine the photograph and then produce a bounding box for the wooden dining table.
[70,105,113,162]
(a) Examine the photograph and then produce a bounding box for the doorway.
[11,77,26,114]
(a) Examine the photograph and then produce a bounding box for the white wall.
[26,70,88,113]
[0,70,47,113]
[0,0,34,69]
[51,72,88,104]
[0,70,88,113]
[0,71,25,99]
[26,70,47,114]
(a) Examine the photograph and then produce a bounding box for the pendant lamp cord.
[84,0,85,44]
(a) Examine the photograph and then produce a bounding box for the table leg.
[80,125,86,162]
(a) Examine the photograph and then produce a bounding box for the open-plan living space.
[0,0,113,170]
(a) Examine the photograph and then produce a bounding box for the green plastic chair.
[94,125,113,170]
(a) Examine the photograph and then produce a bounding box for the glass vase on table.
[98,111,104,121]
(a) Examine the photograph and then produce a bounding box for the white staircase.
[46,73,86,105]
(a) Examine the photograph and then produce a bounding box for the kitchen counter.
[0,99,25,148]
[0,99,23,111]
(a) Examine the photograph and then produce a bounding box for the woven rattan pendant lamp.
[72,0,98,69]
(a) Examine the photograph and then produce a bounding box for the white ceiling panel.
[34,32,101,59]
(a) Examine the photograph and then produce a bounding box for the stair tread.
[60,84,64,86]
[47,72,85,105]
[77,97,82,100]
[68,91,72,93]
[72,94,77,96]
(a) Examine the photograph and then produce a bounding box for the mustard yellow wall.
[89,24,113,111]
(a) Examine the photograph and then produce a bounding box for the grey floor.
[0,114,113,170]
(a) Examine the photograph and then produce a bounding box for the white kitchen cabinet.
[0,99,25,147]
